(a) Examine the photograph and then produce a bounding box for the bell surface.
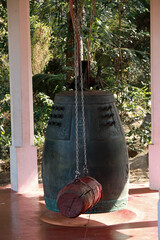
[42,90,129,213]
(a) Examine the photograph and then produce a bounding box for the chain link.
[74,6,80,179]
[73,1,88,177]
[78,28,88,176]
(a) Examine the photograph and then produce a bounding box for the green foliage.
[30,0,68,61]
[119,85,151,151]
[0,1,9,88]
[0,1,8,54]
[31,20,52,75]
[0,1,10,160]
[0,0,151,161]
[33,73,66,100]
[0,54,9,90]
[87,0,150,87]
[0,91,53,160]
[84,0,151,152]
[33,93,53,147]
[0,94,11,161]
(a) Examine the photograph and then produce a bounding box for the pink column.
[150,2,160,237]
[149,0,160,190]
[7,0,38,192]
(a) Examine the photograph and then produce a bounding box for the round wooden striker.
[57,176,102,218]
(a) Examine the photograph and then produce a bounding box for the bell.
[42,90,129,213]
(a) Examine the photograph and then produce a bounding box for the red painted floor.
[0,183,158,240]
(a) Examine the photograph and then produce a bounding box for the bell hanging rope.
[56,0,102,218]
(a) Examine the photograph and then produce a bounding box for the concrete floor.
[0,183,158,240]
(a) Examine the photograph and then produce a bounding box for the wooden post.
[7,0,38,192]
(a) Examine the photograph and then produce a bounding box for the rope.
[69,0,80,66]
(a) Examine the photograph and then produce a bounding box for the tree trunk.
[66,0,85,83]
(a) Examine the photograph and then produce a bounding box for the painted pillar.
[158,191,160,239]
[149,2,160,237]
[149,0,160,190]
[7,0,38,192]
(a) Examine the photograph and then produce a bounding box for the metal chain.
[79,41,88,175]
[73,5,80,179]
[77,8,88,176]
[73,1,88,177]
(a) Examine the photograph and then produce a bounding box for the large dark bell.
[42,90,129,213]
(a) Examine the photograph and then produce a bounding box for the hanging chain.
[77,1,88,176]
[78,31,88,176]
[74,5,80,179]
[71,0,88,177]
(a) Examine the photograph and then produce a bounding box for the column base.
[10,145,38,192]
[149,144,160,190]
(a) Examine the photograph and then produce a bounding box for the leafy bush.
[0,90,54,161]
[33,73,66,100]
[0,93,11,161]
[118,85,151,152]
[33,92,53,147]
[30,19,52,75]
